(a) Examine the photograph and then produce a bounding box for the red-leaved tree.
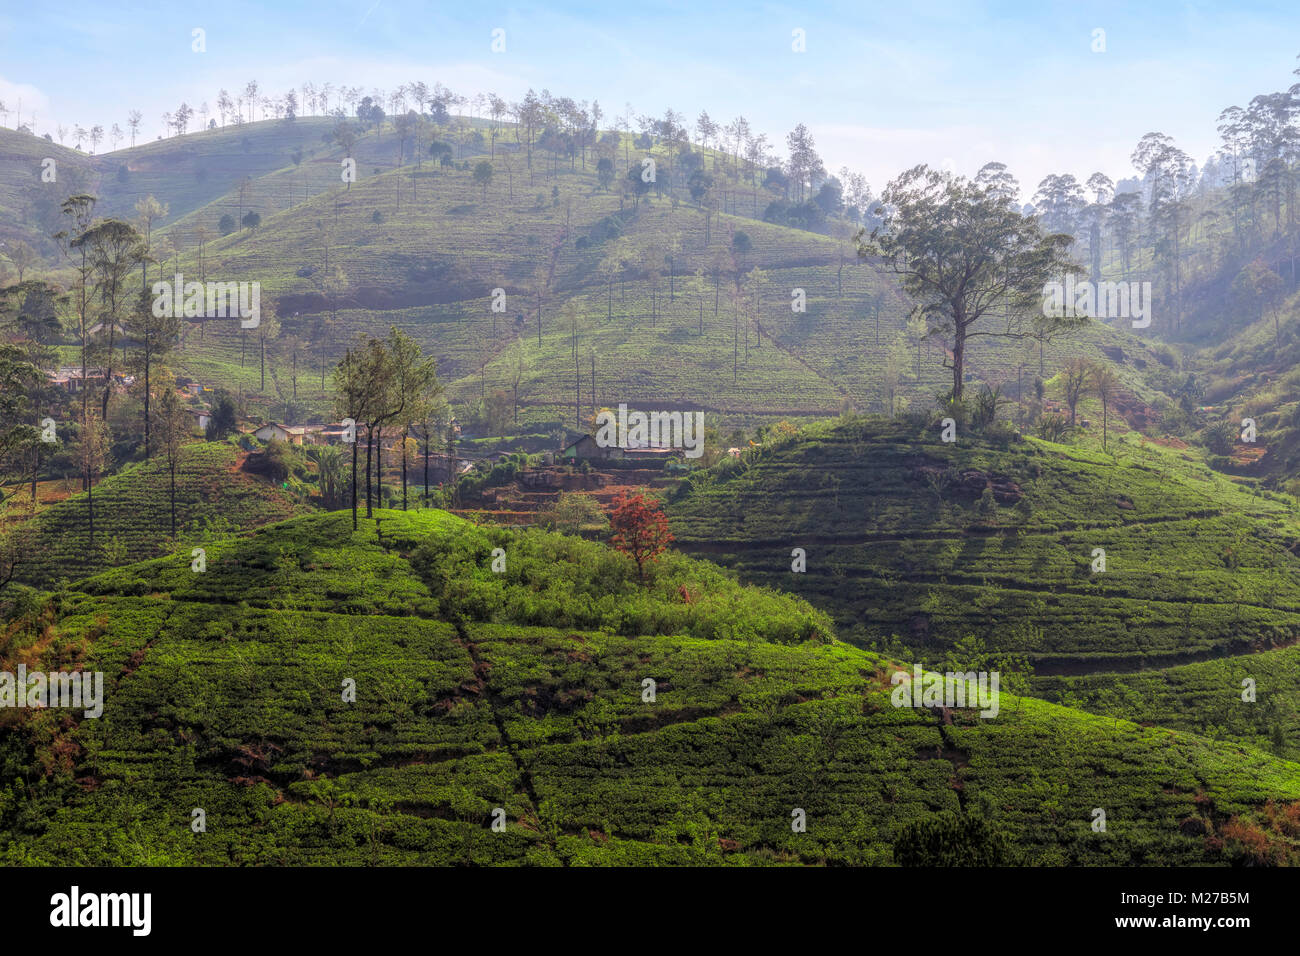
[608,490,674,581]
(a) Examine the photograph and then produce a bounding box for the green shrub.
[894,812,1013,866]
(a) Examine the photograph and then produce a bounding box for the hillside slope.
[667,417,1300,671]
[2,119,349,258]
[2,509,1298,865]
[7,442,302,586]
[163,135,1178,428]
[1,122,1181,431]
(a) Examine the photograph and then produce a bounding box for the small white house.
[252,422,306,445]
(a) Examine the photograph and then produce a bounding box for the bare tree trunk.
[952,328,966,401]
[144,332,152,457]
[375,426,383,511]
[365,427,373,517]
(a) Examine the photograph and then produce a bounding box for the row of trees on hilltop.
[25,74,874,232]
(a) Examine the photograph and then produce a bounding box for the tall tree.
[243,80,259,123]
[1083,173,1114,284]
[53,194,97,428]
[1032,173,1085,236]
[1107,192,1142,278]
[75,402,110,551]
[389,330,441,511]
[153,370,190,538]
[257,310,280,392]
[785,123,824,203]
[974,162,1020,203]
[6,240,37,282]
[509,345,529,423]
[0,343,42,513]
[859,165,1085,401]
[1131,132,1195,330]
[134,195,168,268]
[1090,362,1120,452]
[128,285,179,458]
[333,344,382,528]
[1060,357,1092,427]
[72,218,144,420]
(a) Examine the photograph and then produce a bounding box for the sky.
[1,0,1297,202]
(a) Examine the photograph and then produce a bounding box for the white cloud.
[0,75,51,124]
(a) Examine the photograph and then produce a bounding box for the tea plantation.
[5,121,1175,431]
[3,509,1298,865]
[10,442,302,587]
[667,416,1300,670]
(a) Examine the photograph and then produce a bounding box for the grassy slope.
[1193,289,1300,481]
[2,508,1298,865]
[9,441,302,586]
[3,121,1178,430]
[666,415,1300,766]
[1,119,349,255]
[163,132,1177,427]
[1036,646,1300,761]
[0,133,99,256]
[668,416,1300,668]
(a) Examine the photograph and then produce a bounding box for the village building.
[561,434,622,461]
[86,321,128,339]
[314,423,354,444]
[46,366,108,393]
[561,434,681,463]
[250,422,363,447]
[251,422,308,445]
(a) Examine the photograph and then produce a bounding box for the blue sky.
[1,0,1297,200]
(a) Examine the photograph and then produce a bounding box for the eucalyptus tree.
[1131,132,1195,330]
[1090,362,1121,452]
[0,342,42,513]
[53,194,97,422]
[333,343,384,527]
[974,162,1019,203]
[389,330,441,511]
[153,369,191,537]
[785,123,822,203]
[1083,173,1115,283]
[72,218,145,419]
[127,280,178,457]
[1033,173,1085,237]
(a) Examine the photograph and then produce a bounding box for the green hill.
[160,129,1177,429]
[2,121,1181,432]
[0,132,99,256]
[1036,644,1300,762]
[668,416,1300,671]
[3,508,1298,865]
[8,441,302,586]
[3,119,352,258]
